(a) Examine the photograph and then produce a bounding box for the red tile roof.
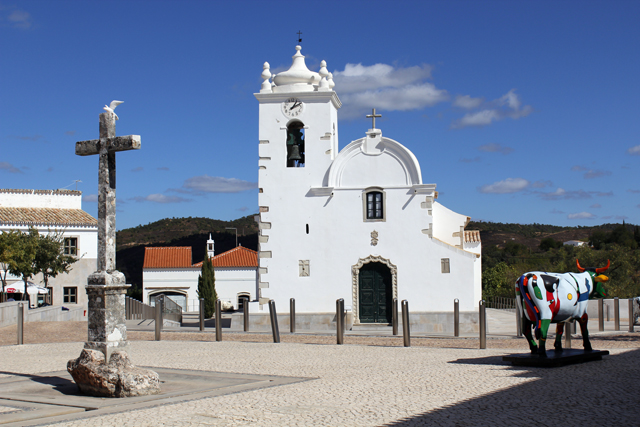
[0,207,97,227]
[143,247,192,268]
[193,246,258,268]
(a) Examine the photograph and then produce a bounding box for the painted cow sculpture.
[516,259,610,356]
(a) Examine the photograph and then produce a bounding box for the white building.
[253,46,482,330]
[142,236,258,312]
[0,189,98,307]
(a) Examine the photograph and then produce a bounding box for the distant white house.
[142,235,258,312]
[564,240,587,247]
[0,189,98,307]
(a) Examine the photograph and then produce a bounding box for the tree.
[539,237,562,251]
[197,254,217,318]
[0,231,20,293]
[6,228,39,299]
[34,230,78,289]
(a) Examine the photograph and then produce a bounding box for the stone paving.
[0,324,639,426]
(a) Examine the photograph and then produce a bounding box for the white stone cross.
[76,112,140,273]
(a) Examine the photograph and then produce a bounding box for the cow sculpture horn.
[576,259,585,272]
[595,259,611,274]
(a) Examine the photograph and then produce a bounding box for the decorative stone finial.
[328,72,335,89]
[272,45,320,88]
[318,60,330,91]
[260,62,272,93]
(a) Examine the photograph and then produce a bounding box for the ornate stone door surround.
[352,255,397,325]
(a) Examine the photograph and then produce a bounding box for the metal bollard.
[454,298,459,337]
[598,298,604,332]
[155,296,163,341]
[402,300,410,347]
[243,297,250,332]
[269,300,280,343]
[199,298,205,331]
[515,301,523,337]
[479,300,486,349]
[564,321,572,349]
[392,298,398,336]
[215,299,222,341]
[629,298,635,333]
[290,298,296,333]
[614,297,620,331]
[17,303,24,345]
[337,298,344,345]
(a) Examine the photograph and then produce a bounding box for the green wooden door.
[359,262,392,323]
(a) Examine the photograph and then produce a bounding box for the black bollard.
[337,299,344,345]
[290,298,296,333]
[17,303,24,345]
[155,296,163,341]
[402,300,410,347]
[454,298,459,337]
[269,299,280,343]
[215,299,222,341]
[243,296,250,332]
[479,300,486,349]
[392,298,398,336]
[614,297,620,331]
[199,298,204,331]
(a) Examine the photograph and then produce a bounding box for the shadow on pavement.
[383,348,640,426]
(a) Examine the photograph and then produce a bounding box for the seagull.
[103,100,124,120]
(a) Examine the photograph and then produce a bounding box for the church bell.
[288,144,302,161]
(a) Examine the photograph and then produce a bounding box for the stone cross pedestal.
[75,112,140,359]
[68,110,159,397]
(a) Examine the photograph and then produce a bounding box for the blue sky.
[2,0,639,230]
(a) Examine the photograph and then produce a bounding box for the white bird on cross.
[103,100,124,120]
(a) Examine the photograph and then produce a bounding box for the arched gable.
[326,131,423,188]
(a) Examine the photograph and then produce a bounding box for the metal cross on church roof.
[366,108,382,129]
[297,30,302,43]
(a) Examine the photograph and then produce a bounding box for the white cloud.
[583,169,611,179]
[478,143,513,155]
[7,9,31,29]
[627,145,640,155]
[181,175,258,193]
[132,194,191,203]
[0,161,23,173]
[590,203,602,208]
[568,212,596,220]
[332,63,448,119]
[451,89,532,129]
[538,188,592,200]
[83,194,98,203]
[453,95,484,109]
[478,178,529,194]
[550,208,565,214]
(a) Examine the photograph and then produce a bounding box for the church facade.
[254,46,481,330]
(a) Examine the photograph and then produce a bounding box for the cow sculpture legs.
[553,314,593,352]
[522,317,552,356]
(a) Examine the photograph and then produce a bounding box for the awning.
[5,281,49,295]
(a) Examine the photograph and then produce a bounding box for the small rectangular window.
[63,287,77,303]
[64,237,78,256]
[441,258,450,274]
[366,192,384,219]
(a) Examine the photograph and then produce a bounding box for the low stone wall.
[229,311,479,333]
[0,301,87,328]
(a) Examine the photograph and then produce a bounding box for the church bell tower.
[254,45,342,305]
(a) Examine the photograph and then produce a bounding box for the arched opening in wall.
[286,121,305,168]
[149,291,188,313]
[237,292,251,312]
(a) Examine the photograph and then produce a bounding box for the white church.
[253,46,482,331]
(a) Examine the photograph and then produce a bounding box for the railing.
[125,296,155,320]
[485,296,516,312]
[164,295,183,324]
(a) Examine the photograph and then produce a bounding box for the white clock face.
[282,98,304,118]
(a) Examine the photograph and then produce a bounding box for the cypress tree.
[197,254,217,318]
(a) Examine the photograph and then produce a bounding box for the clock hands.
[289,101,301,111]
